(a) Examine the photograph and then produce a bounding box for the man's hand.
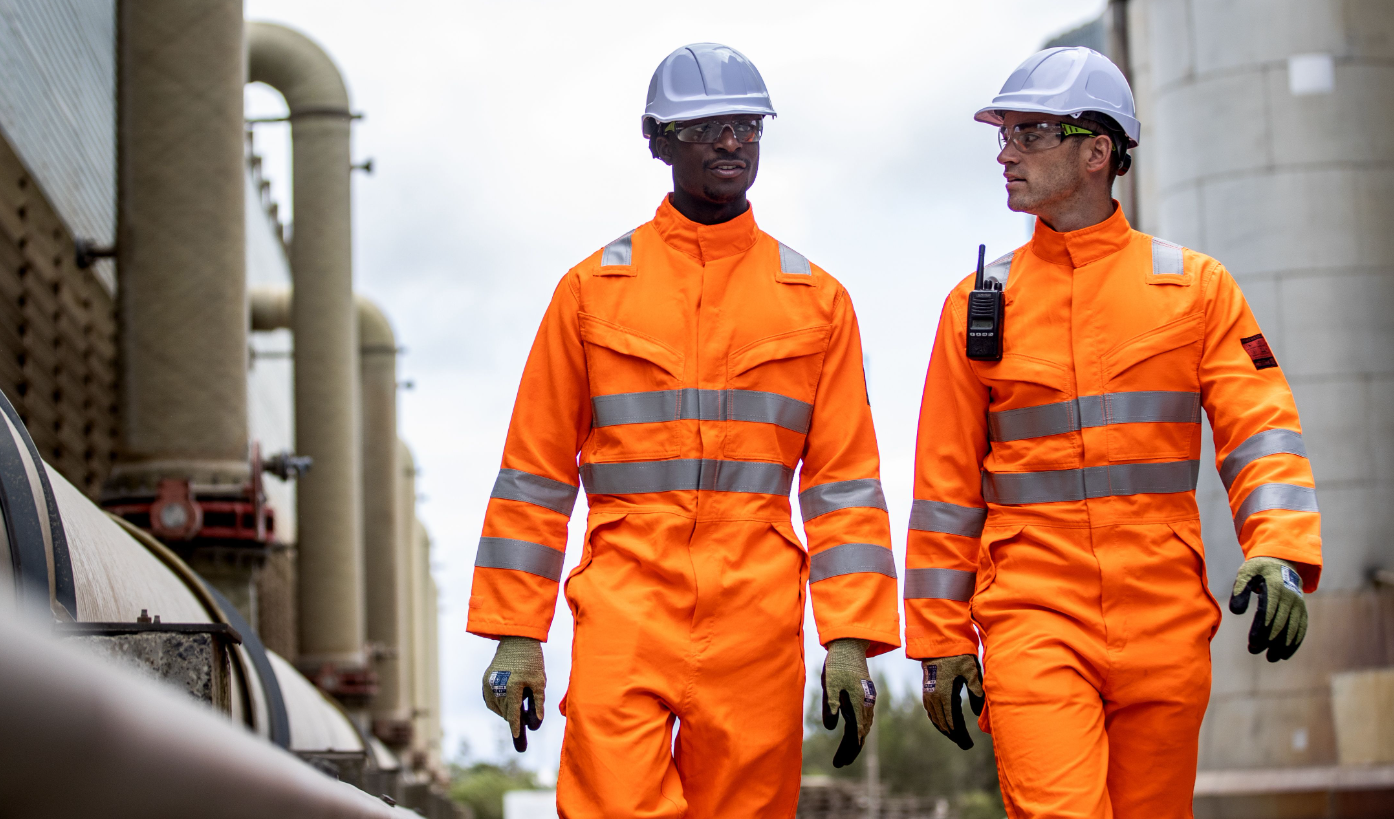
[481,636,545,751]
[821,638,875,768]
[921,654,984,750]
[1230,557,1308,662]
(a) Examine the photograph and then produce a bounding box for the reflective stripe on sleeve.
[808,542,897,583]
[799,478,887,520]
[982,460,1200,505]
[1219,429,1308,490]
[989,391,1201,442]
[779,243,811,276]
[591,388,812,433]
[1152,237,1185,276]
[904,568,976,601]
[600,230,635,266]
[476,537,565,582]
[909,500,988,537]
[580,458,793,496]
[490,468,579,516]
[1233,483,1319,536]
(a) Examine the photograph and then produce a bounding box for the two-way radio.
[966,244,1004,361]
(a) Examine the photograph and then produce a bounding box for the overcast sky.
[243,0,1107,781]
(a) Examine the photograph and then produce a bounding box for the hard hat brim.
[643,101,777,126]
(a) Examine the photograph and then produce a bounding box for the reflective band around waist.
[1220,429,1308,490]
[476,537,565,582]
[800,478,887,520]
[1234,483,1319,536]
[592,388,812,433]
[904,568,976,601]
[989,391,1201,442]
[809,542,897,583]
[490,468,579,516]
[580,458,793,496]
[982,460,1200,505]
[909,500,988,538]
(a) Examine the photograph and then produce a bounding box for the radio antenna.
[975,244,986,289]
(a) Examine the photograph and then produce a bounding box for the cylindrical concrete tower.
[1130,0,1394,773]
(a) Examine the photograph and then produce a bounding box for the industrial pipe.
[108,0,249,498]
[247,23,364,673]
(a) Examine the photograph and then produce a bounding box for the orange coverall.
[906,206,1322,818]
[468,196,900,818]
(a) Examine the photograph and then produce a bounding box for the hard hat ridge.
[976,46,1140,148]
[642,43,776,136]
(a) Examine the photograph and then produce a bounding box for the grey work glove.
[922,654,985,751]
[820,638,875,768]
[1230,556,1308,662]
[481,636,545,752]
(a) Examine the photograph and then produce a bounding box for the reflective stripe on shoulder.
[778,242,811,276]
[983,251,1014,288]
[904,568,976,601]
[476,537,565,582]
[809,542,896,583]
[580,458,793,496]
[909,500,987,538]
[1151,237,1185,276]
[490,468,579,516]
[982,460,1199,505]
[1234,483,1319,536]
[600,230,636,266]
[799,478,887,520]
[1219,429,1308,490]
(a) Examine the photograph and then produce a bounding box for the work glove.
[820,638,875,768]
[481,636,545,751]
[921,654,985,751]
[1230,556,1308,662]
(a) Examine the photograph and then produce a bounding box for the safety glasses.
[667,117,764,144]
[997,121,1100,153]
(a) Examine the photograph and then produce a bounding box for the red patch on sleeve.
[1241,333,1278,370]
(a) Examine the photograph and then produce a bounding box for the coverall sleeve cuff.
[905,635,978,661]
[465,619,551,642]
[820,626,902,658]
[1248,545,1323,592]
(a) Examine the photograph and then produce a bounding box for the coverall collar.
[653,195,760,264]
[1028,200,1131,268]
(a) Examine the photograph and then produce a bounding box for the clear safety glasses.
[667,117,764,144]
[997,121,1100,153]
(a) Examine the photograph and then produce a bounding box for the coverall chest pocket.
[1101,313,1204,461]
[579,314,685,461]
[723,326,830,462]
[973,354,1078,469]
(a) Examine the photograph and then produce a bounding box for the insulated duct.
[247,23,364,671]
[108,0,248,496]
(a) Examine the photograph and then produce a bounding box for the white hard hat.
[642,43,776,135]
[975,47,1140,148]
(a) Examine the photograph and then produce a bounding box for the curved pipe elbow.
[246,22,350,113]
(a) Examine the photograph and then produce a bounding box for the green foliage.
[802,675,1004,815]
[448,759,538,819]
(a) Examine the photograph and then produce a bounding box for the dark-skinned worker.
[904,47,1321,818]
[466,43,900,818]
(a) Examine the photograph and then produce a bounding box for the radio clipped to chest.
[966,244,1004,361]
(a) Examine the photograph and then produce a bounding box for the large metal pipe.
[108,0,248,497]
[396,439,420,758]
[247,23,363,672]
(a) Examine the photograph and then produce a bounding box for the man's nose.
[714,125,741,152]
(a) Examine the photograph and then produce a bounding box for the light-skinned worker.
[905,47,1321,818]
[467,43,900,818]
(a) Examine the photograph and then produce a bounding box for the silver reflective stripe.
[982,459,1200,505]
[989,391,1202,442]
[909,500,988,538]
[490,469,579,516]
[1152,237,1185,276]
[580,458,793,495]
[1219,429,1308,490]
[983,251,1014,288]
[779,242,811,276]
[809,542,897,583]
[1233,483,1319,536]
[904,568,976,601]
[591,388,812,433]
[476,537,565,582]
[601,230,635,266]
[800,479,887,520]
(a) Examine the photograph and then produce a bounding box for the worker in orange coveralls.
[905,47,1321,818]
[466,43,900,818]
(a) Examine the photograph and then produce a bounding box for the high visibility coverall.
[906,206,1322,818]
[468,196,901,818]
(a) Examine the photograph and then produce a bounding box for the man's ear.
[652,134,674,165]
[1085,135,1114,175]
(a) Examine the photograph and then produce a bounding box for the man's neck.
[1035,192,1116,234]
[669,189,748,226]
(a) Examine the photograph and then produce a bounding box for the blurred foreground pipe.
[248,23,364,671]
[0,618,413,819]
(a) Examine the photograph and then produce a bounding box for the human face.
[997,111,1113,215]
[655,115,761,221]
